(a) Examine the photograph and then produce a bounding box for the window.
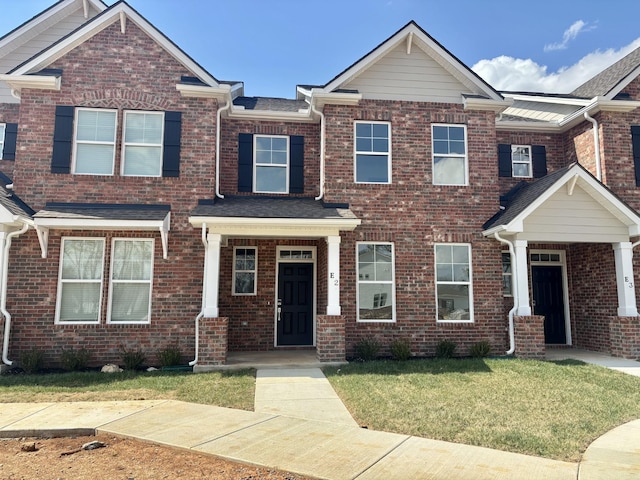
[108,239,154,323]
[432,124,467,185]
[502,252,512,296]
[122,111,164,176]
[355,122,391,183]
[0,123,5,159]
[511,145,532,178]
[254,135,288,193]
[233,247,257,295]
[357,242,395,322]
[435,244,473,321]
[73,108,117,175]
[56,238,105,323]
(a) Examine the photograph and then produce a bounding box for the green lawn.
[0,369,256,411]
[324,358,640,462]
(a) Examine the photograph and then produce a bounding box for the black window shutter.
[238,133,253,192]
[162,111,182,177]
[51,106,74,173]
[498,144,512,177]
[632,126,640,186]
[532,145,547,178]
[289,135,304,193]
[2,123,18,160]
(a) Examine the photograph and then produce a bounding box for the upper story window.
[122,111,164,177]
[354,121,391,183]
[432,124,467,185]
[254,135,289,193]
[237,133,304,194]
[511,145,532,178]
[73,108,117,175]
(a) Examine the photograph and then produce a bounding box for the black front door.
[532,265,567,344]
[277,263,313,346]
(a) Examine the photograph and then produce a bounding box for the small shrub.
[120,346,146,371]
[61,347,91,371]
[355,337,382,361]
[156,344,183,367]
[20,349,44,374]
[435,339,457,358]
[470,341,492,358]
[390,338,412,361]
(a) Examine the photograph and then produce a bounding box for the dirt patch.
[0,434,311,479]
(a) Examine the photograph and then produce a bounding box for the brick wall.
[316,315,345,362]
[610,316,640,360]
[197,317,228,365]
[514,315,545,359]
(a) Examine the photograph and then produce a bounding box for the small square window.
[355,121,391,183]
[432,125,467,185]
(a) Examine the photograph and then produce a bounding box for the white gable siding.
[520,185,630,243]
[342,43,470,103]
[0,6,100,104]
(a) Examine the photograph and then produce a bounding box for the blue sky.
[2,0,640,98]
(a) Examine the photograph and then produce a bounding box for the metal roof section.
[34,203,171,259]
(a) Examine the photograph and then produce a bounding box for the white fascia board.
[176,83,231,99]
[310,90,363,108]
[11,3,219,88]
[228,108,314,123]
[463,96,512,113]
[0,74,61,92]
[501,93,591,107]
[495,120,561,133]
[189,216,361,236]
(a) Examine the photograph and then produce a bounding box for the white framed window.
[122,111,164,176]
[0,123,5,159]
[55,238,105,324]
[502,252,512,296]
[511,145,532,178]
[233,247,257,295]
[73,108,117,175]
[354,121,391,183]
[432,124,467,185]
[357,242,395,322]
[254,135,289,193]
[435,243,473,322]
[108,239,154,324]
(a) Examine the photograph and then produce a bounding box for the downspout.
[584,111,602,181]
[494,231,517,355]
[215,98,232,199]
[189,223,209,367]
[311,101,325,201]
[2,222,29,366]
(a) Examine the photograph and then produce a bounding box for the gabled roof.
[7,0,219,87]
[316,21,504,104]
[483,163,640,239]
[0,172,34,225]
[571,46,640,99]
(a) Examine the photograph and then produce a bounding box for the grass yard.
[324,358,640,462]
[0,369,256,410]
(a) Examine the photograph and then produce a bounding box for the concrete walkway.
[0,360,638,479]
[546,347,640,377]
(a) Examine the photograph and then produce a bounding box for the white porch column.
[326,235,341,315]
[204,232,222,318]
[613,242,638,316]
[514,239,531,315]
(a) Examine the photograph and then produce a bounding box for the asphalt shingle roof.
[190,196,357,220]
[233,97,308,112]
[571,46,640,98]
[34,203,170,221]
[0,172,34,219]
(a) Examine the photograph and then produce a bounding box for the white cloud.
[472,37,640,93]
[544,20,594,52]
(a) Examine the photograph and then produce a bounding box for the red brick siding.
[514,315,545,359]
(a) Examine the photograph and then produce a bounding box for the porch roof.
[0,172,34,225]
[483,163,640,242]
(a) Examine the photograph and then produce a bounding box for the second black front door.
[277,263,313,346]
[532,265,567,344]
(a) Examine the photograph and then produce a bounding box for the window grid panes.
[254,135,288,193]
[432,124,467,185]
[233,247,257,295]
[435,244,472,321]
[109,239,154,323]
[0,123,5,159]
[122,111,164,176]
[57,238,105,323]
[357,243,395,322]
[73,109,117,175]
[512,145,532,178]
[502,252,512,296]
[355,122,390,183]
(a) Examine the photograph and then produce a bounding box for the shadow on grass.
[325,357,495,377]
[547,359,588,367]
[0,368,255,389]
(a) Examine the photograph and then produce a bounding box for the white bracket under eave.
[160,212,170,259]
[406,32,413,55]
[35,225,49,259]
[567,174,579,196]
[120,11,126,34]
